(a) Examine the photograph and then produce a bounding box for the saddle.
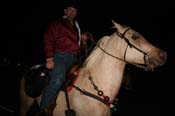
[66,63,82,86]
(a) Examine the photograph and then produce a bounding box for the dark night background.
[0,0,174,116]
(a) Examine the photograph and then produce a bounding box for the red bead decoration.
[98,90,103,96]
[104,96,110,102]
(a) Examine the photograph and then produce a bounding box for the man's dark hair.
[64,0,80,9]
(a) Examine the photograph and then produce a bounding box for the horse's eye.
[131,34,138,40]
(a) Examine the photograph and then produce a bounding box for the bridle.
[94,27,152,71]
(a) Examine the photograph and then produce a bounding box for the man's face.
[64,7,77,20]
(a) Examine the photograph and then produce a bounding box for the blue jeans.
[40,52,78,109]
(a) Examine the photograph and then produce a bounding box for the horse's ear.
[111,20,124,32]
[111,20,116,29]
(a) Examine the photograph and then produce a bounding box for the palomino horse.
[19,20,167,116]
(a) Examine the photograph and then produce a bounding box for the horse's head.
[112,20,167,71]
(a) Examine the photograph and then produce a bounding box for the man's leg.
[39,57,66,115]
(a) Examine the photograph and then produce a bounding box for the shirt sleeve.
[43,22,58,59]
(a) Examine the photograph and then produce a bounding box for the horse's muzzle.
[145,50,167,70]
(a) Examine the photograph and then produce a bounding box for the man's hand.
[46,58,54,69]
[81,32,94,43]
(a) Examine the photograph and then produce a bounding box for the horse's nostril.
[160,51,167,60]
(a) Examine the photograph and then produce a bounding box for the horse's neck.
[87,54,126,100]
[83,35,127,100]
